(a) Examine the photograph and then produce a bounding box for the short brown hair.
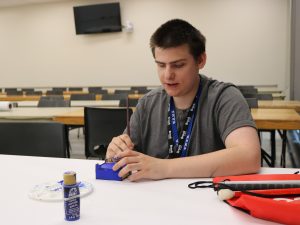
[150,19,206,60]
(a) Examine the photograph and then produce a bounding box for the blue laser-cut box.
[95,162,122,181]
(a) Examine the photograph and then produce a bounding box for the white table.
[0,154,297,225]
[15,100,120,107]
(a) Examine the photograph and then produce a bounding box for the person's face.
[154,44,206,98]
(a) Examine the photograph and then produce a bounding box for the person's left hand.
[112,150,167,181]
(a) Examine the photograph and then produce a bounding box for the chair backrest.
[4,88,17,92]
[68,87,83,91]
[70,93,96,101]
[84,107,133,159]
[21,88,34,93]
[130,86,149,93]
[101,93,127,100]
[38,96,70,107]
[46,90,63,96]
[6,90,23,96]
[257,94,273,100]
[88,88,108,94]
[119,98,139,107]
[243,93,258,98]
[237,85,255,89]
[0,122,67,158]
[52,87,67,92]
[26,91,43,96]
[88,87,102,92]
[114,89,135,94]
[245,98,258,108]
[239,88,258,95]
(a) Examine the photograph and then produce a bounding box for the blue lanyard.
[167,83,201,158]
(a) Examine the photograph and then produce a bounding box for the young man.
[107,19,261,181]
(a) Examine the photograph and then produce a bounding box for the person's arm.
[112,126,261,181]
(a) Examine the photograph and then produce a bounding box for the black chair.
[68,87,83,91]
[70,93,96,101]
[88,87,102,93]
[21,88,34,93]
[4,88,17,92]
[101,94,127,100]
[130,86,149,94]
[245,98,258,108]
[41,95,64,100]
[38,96,70,107]
[258,94,273,100]
[119,98,139,107]
[0,122,67,158]
[243,93,258,99]
[84,107,133,159]
[89,89,108,94]
[6,90,23,96]
[52,87,67,92]
[26,91,43,96]
[46,90,63,96]
[239,88,258,95]
[114,89,135,94]
[237,85,255,89]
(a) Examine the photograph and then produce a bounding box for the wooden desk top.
[128,94,144,99]
[0,95,42,101]
[53,108,300,130]
[251,108,300,130]
[53,108,84,125]
[258,100,300,112]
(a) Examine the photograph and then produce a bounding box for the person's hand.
[112,150,167,181]
[106,134,134,159]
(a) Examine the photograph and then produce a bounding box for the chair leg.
[270,130,276,167]
[77,128,80,139]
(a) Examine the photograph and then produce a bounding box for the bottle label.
[64,185,80,221]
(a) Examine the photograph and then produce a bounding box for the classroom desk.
[0,94,103,101]
[15,100,120,107]
[251,108,300,130]
[0,95,42,101]
[258,100,300,113]
[53,108,300,168]
[0,154,297,225]
[0,107,81,120]
[53,108,300,129]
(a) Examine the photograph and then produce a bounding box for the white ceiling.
[0,0,65,8]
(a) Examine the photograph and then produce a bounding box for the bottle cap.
[63,171,77,185]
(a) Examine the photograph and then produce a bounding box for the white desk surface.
[15,100,120,107]
[0,107,81,120]
[0,154,297,225]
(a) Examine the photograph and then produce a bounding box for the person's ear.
[198,53,207,69]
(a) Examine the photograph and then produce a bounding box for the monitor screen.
[73,2,122,34]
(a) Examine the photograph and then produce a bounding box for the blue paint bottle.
[63,171,80,221]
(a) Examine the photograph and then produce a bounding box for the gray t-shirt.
[127,74,256,158]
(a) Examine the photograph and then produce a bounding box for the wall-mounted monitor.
[73,2,122,35]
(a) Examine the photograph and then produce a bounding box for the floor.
[68,129,295,168]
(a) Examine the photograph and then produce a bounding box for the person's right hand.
[106,134,134,159]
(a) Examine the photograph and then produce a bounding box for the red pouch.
[189,173,300,225]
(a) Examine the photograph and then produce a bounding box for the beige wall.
[0,0,291,90]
